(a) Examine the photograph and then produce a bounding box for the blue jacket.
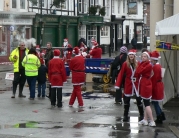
[37,65,48,84]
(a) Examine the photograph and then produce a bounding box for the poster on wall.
[128,2,137,14]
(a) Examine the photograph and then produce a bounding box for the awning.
[155,13,179,36]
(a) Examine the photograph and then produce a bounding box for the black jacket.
[112,53,127,71]
[44,48,53,67]
[37,65,48,84]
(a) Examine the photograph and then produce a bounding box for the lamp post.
[40,0,43,47]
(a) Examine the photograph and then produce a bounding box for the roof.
[155,13,179,36]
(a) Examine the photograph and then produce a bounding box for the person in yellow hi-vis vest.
[22,48,40,100]
[9,41,29,98]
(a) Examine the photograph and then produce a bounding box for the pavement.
[0,52,179,137]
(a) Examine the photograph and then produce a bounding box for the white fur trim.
[114,86,120,89]
[51,86,63,88]
[73,82,84,85]
[128,52,136,55]
[53,56,60,58]
[143,52,150,58]
[150,57,159,60]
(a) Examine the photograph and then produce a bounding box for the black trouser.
[115,88,122,102]
[51,87,62,107]
[12,69,26,95]
[123,95,143,117]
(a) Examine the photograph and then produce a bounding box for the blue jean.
[152,101,162,116]
[26,76,37,98]
[38,83,46,96]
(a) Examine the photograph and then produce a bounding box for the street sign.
[5,73,14,81]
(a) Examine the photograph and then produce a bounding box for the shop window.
[0,26,7,56]
[136,26,142,43]
[79,25,86,39]
[101,26,109,37]
[12,0,17,8]
[26,28,30,39]
[118,25,122,39]
[20,0,25,9]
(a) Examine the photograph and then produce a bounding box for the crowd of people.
[114,46,165,127]
[9,37,102,108]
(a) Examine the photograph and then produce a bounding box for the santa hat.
[120,46,128,53]
[73,47,80,55]
[142,51,150,58]
[150,51,160,60]
[128,49,137,55]
[40,58,44,64]
[53,49,60,56]
[36,45,40,50]
[64,38,68,42]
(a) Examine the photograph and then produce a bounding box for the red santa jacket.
[115,62,138,97]
[151,64,164,101]
[134,61,152,99]
[69,55,85,85]
[48,57,67,87]
[90,47,102,58]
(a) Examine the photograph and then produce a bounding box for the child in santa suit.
[115,49,144,122]
[62,38,72,64]
[134,51,156,127]
[150,51,165,124]
[89,42,102,58]
[69,47,85,107]
[48,49,67,108]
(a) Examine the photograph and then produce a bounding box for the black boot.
[18,85,26,98]
[161,112,166,121]
[11,84,17,98]
[123,104,130,122]
[137,104,144,121]
[155,114,163,124]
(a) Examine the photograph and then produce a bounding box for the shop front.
[0,11,35,62]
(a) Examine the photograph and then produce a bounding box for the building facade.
[143,0,150,37]
[0,0,35,62]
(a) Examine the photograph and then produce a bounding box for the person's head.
[46,42,52,49]
[28,48,37,55]
[150,51,160,65]
[126,49,137,68]
[142,51,150,62]
[120,46,128,54]
[141,48,148,53]
[36,45,40,52]
[73,47,80,55]
[19,41,26,50]
[53,49,60,57]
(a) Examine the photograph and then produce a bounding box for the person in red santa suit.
[89,42,102,58]
[48,49,67,108]
[115,49,144,122]
[62,38,72,64]
[150,51,165,124]
[134,51,156,127]
[69,47,85,108]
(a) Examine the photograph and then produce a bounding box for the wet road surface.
[0,71,178,137]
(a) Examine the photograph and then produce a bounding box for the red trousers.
[69,85,83,106]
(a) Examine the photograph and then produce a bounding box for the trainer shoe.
[138,119,148,126]
[148,121,156,127]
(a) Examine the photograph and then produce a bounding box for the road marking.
[169,126,179,138]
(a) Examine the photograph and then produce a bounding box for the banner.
[156,40,179,51]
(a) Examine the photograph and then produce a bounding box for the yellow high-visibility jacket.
[22,54,40,76]
[9,47,29,72]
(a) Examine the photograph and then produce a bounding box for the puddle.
[0,121,63,129]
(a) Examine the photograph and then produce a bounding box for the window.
[20,0,25,9]
[144,13,147,24]
[88,26,97,42]
[118,25,122,39]
[136,26,142,42]
[95,0,99,5]
[118,0,121,14]
[101,26,109,37]
[12,0,17,8]
[0,26,7,56]
[112,0,115,14]
[79,25,86,39]
[90,0,94,6]
[106,1,110,16]
[123,0,125,13]
[144,4,147,10]
[39,0,45,8]
[128,2,137,14]
[79,0,88,13]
